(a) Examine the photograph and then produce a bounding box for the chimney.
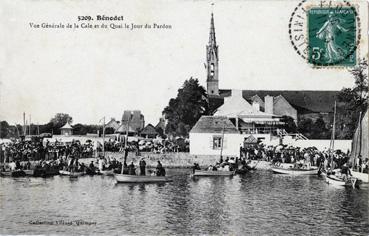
[252,101,260,111]
[231,89,243,98]
[265,95,274,114]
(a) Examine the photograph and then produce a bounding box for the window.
[213,136,222,150]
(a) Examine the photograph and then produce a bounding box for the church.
[204,13,338,123]
[189,13,339,157]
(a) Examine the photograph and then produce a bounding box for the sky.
[0,0,367,126]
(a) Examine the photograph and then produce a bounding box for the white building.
[189,116,243,157]
[60,123,73,136]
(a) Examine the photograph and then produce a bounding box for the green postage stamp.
[308,7,357,66]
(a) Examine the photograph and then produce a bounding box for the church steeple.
[206,12,219,97]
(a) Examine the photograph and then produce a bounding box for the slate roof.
[210,89,339,114]
[190,116,239,134]
[60,123,73,130]
[116,124,136,133]
[141,124,158,136]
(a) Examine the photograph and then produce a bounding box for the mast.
[102,116,105,157]
[329,101,337,169]
[357,111,362,158]
[23,112,26,136]
[125,113,131,148]
[220,121,225,160]
[29,114,31,136]
[330,101,336,151]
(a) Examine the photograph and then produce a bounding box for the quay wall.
[84,152,273,169]
[100,152,219,168]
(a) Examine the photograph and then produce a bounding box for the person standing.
[139,158,146,176]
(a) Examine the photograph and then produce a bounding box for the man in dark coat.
[128,161,136,175]
[139,158,146,176]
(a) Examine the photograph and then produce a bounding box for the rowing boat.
[192,170,235,176]
[59,170,85,177]
[100,170,115,176]
[271,166,318,175]
[246,161,259,170]
[115,174,173,183]
[0,170,26,177]
[351,170,368,183]
[325,174,360,188]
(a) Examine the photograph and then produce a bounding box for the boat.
[0,170,26,177]
[235,167,248,174]
[100,169,115,176]
[271,166,318,175]
[59,170,85,177]
[115,174,173,183]
[23,169,35,176]
[42,168,60,177]
[351,170,368,183]
[85,167,100,176]
[246,160,259,170]
[192,170,235,176]
[325,174,360,188]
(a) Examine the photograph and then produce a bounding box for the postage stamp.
[289,0,361,68]
[308,7,357,66]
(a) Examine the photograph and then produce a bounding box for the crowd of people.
[0,139,94,163]
[240,144,368,173]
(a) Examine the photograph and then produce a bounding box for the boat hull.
[272,167,317,175]
[0,170,26,177]
[351,171,368,183]
[59,170,84,177]
[192,170,235,176]
[325,175,360,188]
[100,170,114,176]
[115,174,173,183]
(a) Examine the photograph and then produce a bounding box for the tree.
[0,121,10,138]
[280,116,297,133]
[297,118,313,138]
[337,58,368,138]
[50,113,73,127]
[311,117,328,139]
[163,78,209,137]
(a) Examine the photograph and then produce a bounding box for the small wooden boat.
[0,170,26,177]
[23,169,35,176]
[59,170,84,177]
[100,169,115,176]
[351,171,368,183]
[115,174,173,183]
[271,166,318,175]
[43,168,60,177]
[325,174,360,188]
[192,170,235,177]
[85,168,100,176]
[246,161,259,170]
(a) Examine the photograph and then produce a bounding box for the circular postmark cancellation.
[289,0,361,67]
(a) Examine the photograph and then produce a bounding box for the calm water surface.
[0,169,368,235]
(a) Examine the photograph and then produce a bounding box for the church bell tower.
[206,13,219,97]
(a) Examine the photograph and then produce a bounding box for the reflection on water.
[0,169,368,235]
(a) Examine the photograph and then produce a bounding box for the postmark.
[289,0,361,67]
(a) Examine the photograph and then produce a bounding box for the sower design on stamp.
[308,7,357,66]
[289,0,361,68]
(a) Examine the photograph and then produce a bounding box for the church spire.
[209,13,217,46]
[206,12,219,97]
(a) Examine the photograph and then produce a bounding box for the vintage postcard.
[0,0,368,235]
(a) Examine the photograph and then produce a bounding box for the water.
[0,170,368,235]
